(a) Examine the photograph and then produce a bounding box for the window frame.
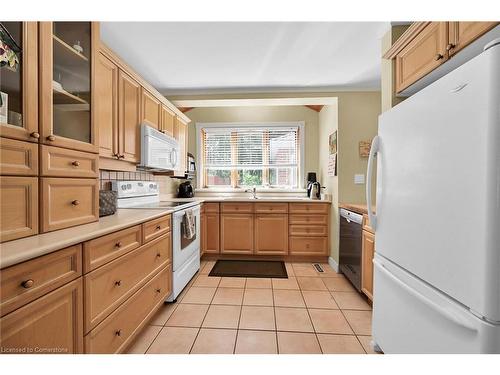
[196,121,305,190]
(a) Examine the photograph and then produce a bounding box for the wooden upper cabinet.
[361,230,375,301]
[141,89,161,130]
[118,70,141,163]
[173,116,188,176]
[0,176,38,242]
[254,214,288,255]
[395,22,448,93]
[220,214,254,254]
[448,22,499,56]
[0,22,39,142]
[95,52,118,159]
[0,278,83,354]
[39,22,99,153]
[161,105,175,136]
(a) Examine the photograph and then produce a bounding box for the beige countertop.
[1,196,330,269]
[0,208,177,270]
[339,203,375,215]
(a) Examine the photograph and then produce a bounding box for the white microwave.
[139,124,179,171]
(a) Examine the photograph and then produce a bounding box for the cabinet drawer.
[0,244,82,317]
[0,138,38,176]
[289,203,329,214]
[0,278,83,354]
[289,237,328,256]
[83,225,142,273]
[143,215,171,243]
[289,225,328,237]
[84,233,171,332]
[289,214,328,226]
[1,176,38,242]
[254,202,288,214]
[85,265,171,354]
[40,145,99,178]
[221,202,254,213]
[40,178,99,233]
[203,202,220,213]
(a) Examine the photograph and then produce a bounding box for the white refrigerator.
[366,39,500,353]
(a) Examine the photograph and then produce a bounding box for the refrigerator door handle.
[374,258,478,332]
[366,135,379,231]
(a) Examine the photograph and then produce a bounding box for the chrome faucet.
[245,187,257,199]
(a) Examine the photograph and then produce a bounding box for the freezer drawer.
[372,254,500,353]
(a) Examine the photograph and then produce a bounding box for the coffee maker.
[306,172,317,198]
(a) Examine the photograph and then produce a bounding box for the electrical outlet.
[354,174,365,184]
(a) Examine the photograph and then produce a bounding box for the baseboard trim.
[328,257,340,273]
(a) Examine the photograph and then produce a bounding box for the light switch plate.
[354,174,365,184]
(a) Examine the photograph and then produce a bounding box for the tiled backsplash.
[99,170,154,190]
[99,170,182,197]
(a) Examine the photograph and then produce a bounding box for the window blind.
[202,126,300,187]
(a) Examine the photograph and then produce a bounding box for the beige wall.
[336,92,381,204]
[185,105,320,188]
[318,104,339,261]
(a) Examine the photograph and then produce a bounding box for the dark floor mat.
[208,260,288,278]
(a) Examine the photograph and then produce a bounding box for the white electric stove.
[112,181,200,302]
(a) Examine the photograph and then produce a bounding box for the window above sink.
[196,122,305,190]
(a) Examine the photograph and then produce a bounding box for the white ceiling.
[100,22,390,95]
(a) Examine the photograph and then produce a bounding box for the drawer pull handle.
[72,160,80,167]
[115,329,122,337]
[156,225,161,231]
[46,135,56,142]
[21,279,34,289]
[115,280,122,287]
[71,200,80,206]
[115,241,122,248]
[30,132,40,139]
[156,288,161,293]
[156,253,161,258]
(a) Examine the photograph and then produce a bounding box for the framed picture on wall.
[329,131,337,155]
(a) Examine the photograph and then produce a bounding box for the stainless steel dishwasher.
[339,208,363,291]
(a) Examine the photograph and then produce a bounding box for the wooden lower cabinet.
[40,177,99,233]
[202,212,220,254]
[361,230,375,301]
[0,278,83,354]
[84,233,171,332]
[0,176,38,242]
[85,265,171,354]
[254,214,288,255]
[220,214,254,254]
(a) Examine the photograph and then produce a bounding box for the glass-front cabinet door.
[0,22,38,142]
[39,22,99,153]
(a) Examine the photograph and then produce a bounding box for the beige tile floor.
[126,261,377,354]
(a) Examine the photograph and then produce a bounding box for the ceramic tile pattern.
[125,262,376,354]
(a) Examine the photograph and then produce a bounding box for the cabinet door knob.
[118,154,125,159]
[435,53,444,61]
[21,279,34,289]
[30,132,40,139]
[46,135,56,141]
[72,160,80,167]
[115,329,122,337]
[113,153,120,159]
[115,241,122,248]
[156,253,161,258]
[156,225,161,231]
[156,288,161,293]
[71,200,80,206]
[446,43,455,51]
[115,280,122,286]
